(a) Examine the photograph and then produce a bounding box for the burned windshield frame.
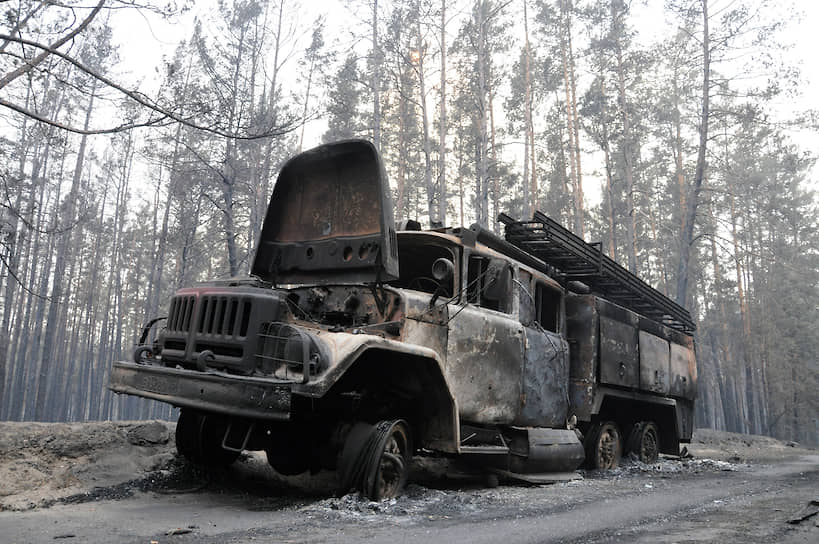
[389,237,456,298]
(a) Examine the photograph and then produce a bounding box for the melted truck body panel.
[110,140,697,492]
[565,293,696,444]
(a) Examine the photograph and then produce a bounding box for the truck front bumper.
[109,361,293,420]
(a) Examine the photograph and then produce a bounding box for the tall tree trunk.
[708,200,727,430]
[8,139,49,419]
[372,0,382,151]
[149,55,195,322]
[299,52,315,152]
[255,1,285,258]
[35,86,96,420]
[489,81,499,232]
[559,0,583,237]
[457,131,465,227]
[729,189,761,433]
[416,7,435,225]
[79,185,109,420]
[676,0,709,307]
[611,0,637,272]
[596,74,617,260]
[396,92,407,218]
[437,0,448,225]
[567,3,583,234]
[4,77,65,419]
[21,146,57,419]
[221,21,249,278]
[523,0,536,218]
[0,82,33,415]
[476,0,490,227]
[97,141,131,420]
[672,66,686,233]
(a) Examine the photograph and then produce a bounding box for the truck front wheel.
[265,427,311,475]
[584,421,622,470]
[338,419,412,500]
[175,409,240,467]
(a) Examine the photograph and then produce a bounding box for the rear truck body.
[110,140,696,499]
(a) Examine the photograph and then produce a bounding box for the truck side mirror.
[483,259,511,301]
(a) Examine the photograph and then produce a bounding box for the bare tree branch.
[0,97,171,134]
[0,30,302,139]
[0,0,105,90]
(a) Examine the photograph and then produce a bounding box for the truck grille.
[197,295,252,338]
[167,295,195,332]
[161,289,285,375]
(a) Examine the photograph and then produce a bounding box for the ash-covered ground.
[0,422,816,544]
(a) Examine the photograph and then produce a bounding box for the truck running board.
[459,445,510,455]
[490,469,582,484]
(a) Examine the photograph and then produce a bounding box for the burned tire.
[584,421,622,470]
[175,409,240,467]
[626,421,660,463]
[175,409,201,462]
[265,428,310,476]
[338,419,412,500]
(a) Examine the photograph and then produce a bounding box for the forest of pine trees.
[1,0,817,446]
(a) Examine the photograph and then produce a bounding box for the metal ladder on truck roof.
[498,211,695,334]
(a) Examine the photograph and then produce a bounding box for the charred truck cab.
[110,140,697,499]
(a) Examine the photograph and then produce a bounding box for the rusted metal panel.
[445,305,524,424]
[402,293,448,363]
[670,341,696,399]
[516,328,569,427]
[566,294,597,421]
[675,398,695,442]
[639,330,670,394]
[599,315,639,389]
[252,140,399,285]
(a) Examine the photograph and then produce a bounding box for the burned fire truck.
[110,140,696,500]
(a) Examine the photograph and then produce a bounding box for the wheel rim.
[375,430,408,500]
[590,422,621,469]
[597,427,617,468]
[640,424,659,463]
[339,419,412,501]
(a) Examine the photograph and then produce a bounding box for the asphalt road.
[2,453,817,544]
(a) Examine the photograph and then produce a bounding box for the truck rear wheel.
[584,421,622,470]
[626,421,660,463]
[175,409,240,467]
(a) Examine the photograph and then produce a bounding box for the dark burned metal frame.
[498,212,695,334]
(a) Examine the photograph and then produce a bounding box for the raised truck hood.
[252,140,399,285]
